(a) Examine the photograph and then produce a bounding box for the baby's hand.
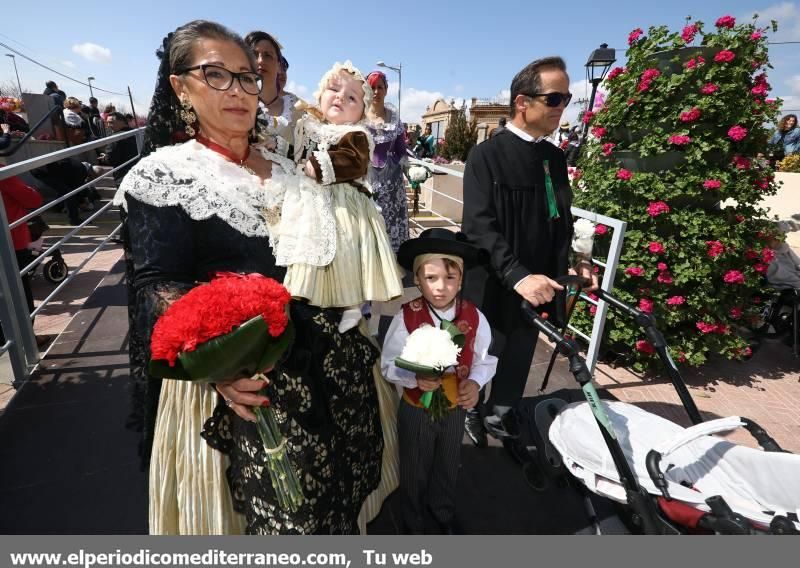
[303,160,316,179]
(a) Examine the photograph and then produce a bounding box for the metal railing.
[0,127,144,385]
[406,157,627,372]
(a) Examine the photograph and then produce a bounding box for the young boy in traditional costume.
[264,61,403,332]
[381,228,497,534]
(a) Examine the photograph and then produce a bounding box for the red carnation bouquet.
[148,272,303,512]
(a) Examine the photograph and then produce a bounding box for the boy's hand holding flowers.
[415,373,443,392]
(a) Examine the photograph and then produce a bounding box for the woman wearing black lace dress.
[115,20,396,535]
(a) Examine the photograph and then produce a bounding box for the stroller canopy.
[549,401,800,530]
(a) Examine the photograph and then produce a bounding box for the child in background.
[264,61,402,332]
[381,228,497,534]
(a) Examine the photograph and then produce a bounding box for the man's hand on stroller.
[515,274,564,307]
[569,261,599,292]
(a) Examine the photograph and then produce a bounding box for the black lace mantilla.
[202,303,383,534]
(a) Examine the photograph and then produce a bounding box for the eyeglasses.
[179,64,263,96]
[524,92,573,108]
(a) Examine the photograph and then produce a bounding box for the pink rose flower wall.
[571,15,782,370]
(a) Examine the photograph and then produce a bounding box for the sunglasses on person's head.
[523,92,573,108]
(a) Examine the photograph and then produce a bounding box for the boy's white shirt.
[381,299,498,390]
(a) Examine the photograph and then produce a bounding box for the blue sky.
[2,0,799,126]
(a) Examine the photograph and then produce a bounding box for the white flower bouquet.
[572,218,596,256]
[396,321,464,420]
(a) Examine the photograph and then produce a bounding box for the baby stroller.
[520,276,800,535]
[27,215,69,284]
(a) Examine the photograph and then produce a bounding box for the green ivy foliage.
[572,15,783,371]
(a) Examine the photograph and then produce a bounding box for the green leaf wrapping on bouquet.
[440,320,465,347]
[419,390,433,408]
[148,316,295,382]
[394,357,445,377]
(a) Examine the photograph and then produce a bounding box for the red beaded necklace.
[195,134,252,170]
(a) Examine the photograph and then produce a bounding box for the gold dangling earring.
[179,94,197,137]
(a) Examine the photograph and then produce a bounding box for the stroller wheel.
[43,258,68,284]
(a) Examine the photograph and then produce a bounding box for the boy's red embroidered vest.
[401,297,479,409]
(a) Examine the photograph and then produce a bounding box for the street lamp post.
[376,60,402,121]
[88,76,95,99]
[581,43,616,144]
[5,54,23,96]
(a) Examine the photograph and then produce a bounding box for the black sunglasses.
[179,64,262,96]
[523,92,573,108]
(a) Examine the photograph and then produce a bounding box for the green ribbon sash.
[543,160,560,221]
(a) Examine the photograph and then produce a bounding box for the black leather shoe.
[464,408,487,448]
[484,408,521,439]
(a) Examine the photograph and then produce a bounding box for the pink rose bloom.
[642,69,661,81]
[595,224,608,236]
[715,15,736,28]
[716,324,730,335]
[728,125,748,142]
[581,110,594,125]
[744,249,760,260]
[628,28,644,45]
[607,66,626,80]
[714,50,736,63]
[589,305,597,316]
[753,262,768,274]
[755,178,769,190]
[761,248,776,263]
[625,267,645,277]
[639,298,654,313]
[700,83,719,95]
[706,240,725,258]
[591,126,607,138]
[732,155,751,169]
[666,296,686,306]
[703,179,722,190]
[648,242,665,254]
[735,214,745,223]
[751,84,768,97]
[730,306,743,319]
[657,262,668,271]
[751,30,763,41]
[681,23,699,43]
[617,168,633,181]
[669,134,692,145]
[677,352,687,363]
[647,201,670,217]
[602,143,616,156]
[743,346,753,358]
[680,107,701,122]
[657,271,674,284]
[685,58,698,70]
[635,340,655,355]
[754,73,768,86]
[696,321,717,334]
[723,270,745,284]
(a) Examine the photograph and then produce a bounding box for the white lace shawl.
[293,114,375,187]
[112,140,293,239]
[263,164,336,267]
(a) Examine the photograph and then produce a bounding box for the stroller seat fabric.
[549,401,800,530]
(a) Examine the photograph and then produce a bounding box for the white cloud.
[401,87,445,123]
[774,93,800,112]
[387,81,399,98]
[742,2,800,41]
[61,60,75,68]
[72,42,112,63]
[497,89,511,102]
[786,74,800,94]
[286,80,309,99]
[559,79,607,127]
